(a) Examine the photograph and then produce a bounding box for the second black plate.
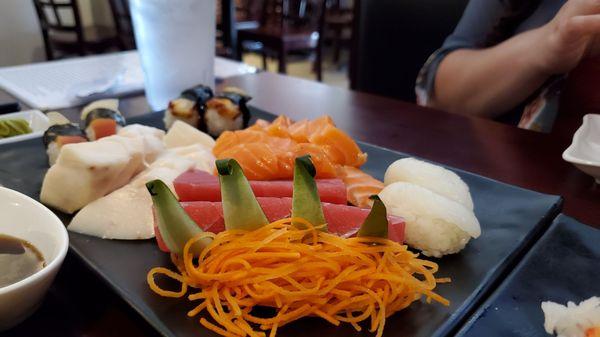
[455,214,600,337]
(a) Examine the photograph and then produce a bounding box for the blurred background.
[0,0,468,103]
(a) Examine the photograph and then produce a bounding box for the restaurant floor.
[242,51,350,88]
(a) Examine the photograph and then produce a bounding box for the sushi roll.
[43,123,88,166]
[164,85,214,129]
[202,87,251,137]
[83,108,126,141]
[542,297,600,337]
[80,99,125,141]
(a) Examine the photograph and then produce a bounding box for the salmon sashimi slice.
[213,130,296,157]
[338,166,384,208]
[308,124,367,167]
[153,197,406,252]
[174,169,347,204]
[217,142,338,180]
[213,115,368,180]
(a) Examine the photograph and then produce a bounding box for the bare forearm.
[430,27,550,118]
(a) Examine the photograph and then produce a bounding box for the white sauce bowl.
[0,187,68,331]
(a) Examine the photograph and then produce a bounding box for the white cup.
[130,0,216,111]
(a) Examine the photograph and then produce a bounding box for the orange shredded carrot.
[147,218,449,337]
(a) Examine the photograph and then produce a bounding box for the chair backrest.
[108,0,135,49]
[261,0,325,28]
[32,0,85,59]
[236,0,264,22]
[349,0,469,103]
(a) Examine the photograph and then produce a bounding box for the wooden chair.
[324,0,353,64]
[32,0,122,60]
[217,0,263,58]
[236,0,326,81]
[108,0,136,50]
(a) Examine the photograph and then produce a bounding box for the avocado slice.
[216,158,269,230]
[291,155,327,231]
[146,179,211,255]
[357,195,388,238]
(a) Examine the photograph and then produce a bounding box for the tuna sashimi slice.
[174,169,347,204]
[154,197,405,252]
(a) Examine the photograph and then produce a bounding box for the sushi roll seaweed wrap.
[83,108,126,141]
[43,123,88,166]
[202,87,251,137]
[164,85,214,129]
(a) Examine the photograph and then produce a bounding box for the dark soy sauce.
[0,234,45,288]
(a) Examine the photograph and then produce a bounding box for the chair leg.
[333,28,341,64]
[315,42,323,82]
[277,45,287,74]
[261,51,268,71]
[42,32,54,60]
[235,37,244,61]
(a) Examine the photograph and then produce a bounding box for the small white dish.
[562,114,600,183]
[0,187,69,331]
[0,110,50,145]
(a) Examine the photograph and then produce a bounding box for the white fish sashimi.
[40,136,144,214]
[68,157,194,239]
[384,157,474,210]
[167,144,216,173]
[379,182,481,257]
[164,120,215,150]
[542,297,600,337]
[117,124,165,164]
[68,145,216,240]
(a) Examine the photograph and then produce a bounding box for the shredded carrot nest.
[147,218,450,337]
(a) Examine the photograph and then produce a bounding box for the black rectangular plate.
[455,214,600,337]
[0,109,562,337]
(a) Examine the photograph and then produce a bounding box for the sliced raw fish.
[338,166,384,208]
[117,124,165,164]
[163,120,215,150]
[40,135,145,213]
[174,169,347,204]
[212,115,367,180]
[68,146,216,239]
[154,197,405,252]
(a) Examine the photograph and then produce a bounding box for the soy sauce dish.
[0,187,68,331]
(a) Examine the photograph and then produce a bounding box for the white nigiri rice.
[542,297,600,337]
[204,104,243,137]
[164,98,199,130]
[384,158,474,210]
[379,182,480,257]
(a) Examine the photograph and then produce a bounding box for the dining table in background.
[1,71,598,337]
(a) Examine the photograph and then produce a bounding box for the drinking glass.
[130,0,216,110]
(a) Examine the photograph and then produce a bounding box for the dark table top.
[2,71,598,337]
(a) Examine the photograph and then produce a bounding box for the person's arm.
[430,0,600,118]
[431,27,549,118]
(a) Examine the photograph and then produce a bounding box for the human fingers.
[567,14,600,35]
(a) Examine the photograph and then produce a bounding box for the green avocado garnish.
[146,179,211,255]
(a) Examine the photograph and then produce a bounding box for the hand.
[538,0,600,75]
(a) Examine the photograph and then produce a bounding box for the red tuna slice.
[154,197,405,252]
[174,169,347,204]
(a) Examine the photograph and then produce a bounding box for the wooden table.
[2,71,598,337]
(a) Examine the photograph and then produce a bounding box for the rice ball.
[379,182,480,257]
[542,297,600,337]
[384,157,474,210]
